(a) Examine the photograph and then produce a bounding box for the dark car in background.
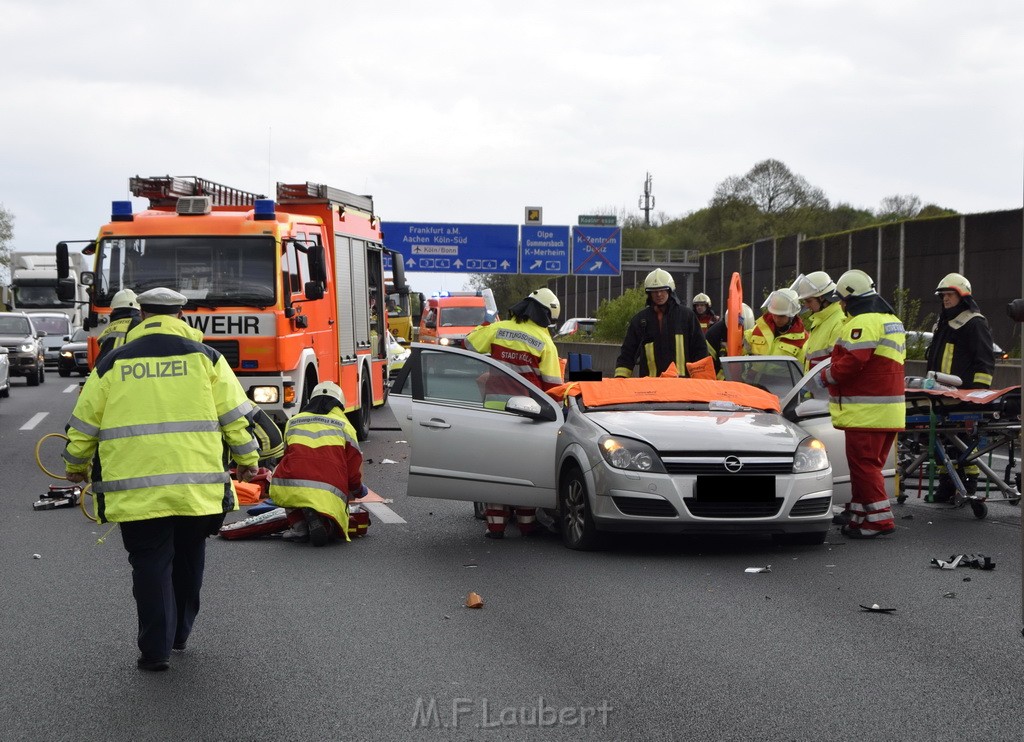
[58,327,90,377]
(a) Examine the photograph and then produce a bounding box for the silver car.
[390,344,834,549]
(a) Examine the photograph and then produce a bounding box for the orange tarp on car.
[545,376,781,412]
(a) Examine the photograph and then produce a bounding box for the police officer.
[926,273,995,389]
[749,288,808,359]
[615,269,708,378]
[63,287,259,671]
[819,270,905,539]
[270,381,366,547]
[96,288,143,363]
[791,272,846,371]
[466,287,563,539]
[692,293,719,333]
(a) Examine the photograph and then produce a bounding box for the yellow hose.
[34,432,100,524]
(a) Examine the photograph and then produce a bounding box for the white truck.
[2,251,89,327]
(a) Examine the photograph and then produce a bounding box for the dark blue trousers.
[119,514,221,660]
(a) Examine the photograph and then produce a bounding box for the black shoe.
[484,530,504,540]
[832,511,851,526]
[305,508,329,547]
[841,525,895,540]
[137,656,170,672]
[172,640,187,652]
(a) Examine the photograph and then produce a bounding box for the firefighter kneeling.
[269,382,367,546]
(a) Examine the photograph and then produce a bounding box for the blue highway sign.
[572,226,621,276]
[383,222,519,273]
[520,226,570,275]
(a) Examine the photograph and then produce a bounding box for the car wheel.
[0,384,8,398]
[775,530,828,546]
[59,368,70,378]
[27,366,40,387]
[559,466,601,550]
[39,364,45,384]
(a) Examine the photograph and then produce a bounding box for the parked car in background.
[555,317,597,339]
[0,346,10,400]
[0,313,45,386]
[58,327,91,377]
[905,330,1008,361]
[386,329,410,380]
[390,344,836,549]
[26,312,74,368]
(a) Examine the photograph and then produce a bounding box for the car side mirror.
[505,395,557,422]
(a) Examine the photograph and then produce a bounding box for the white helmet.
[692,293,712,307]
[935,272,971,297]
[644,268,675,292]
[310,381,345,406]
[725,302,755,332]
[790,271,836,300]
[764,288,801,318]
[528,287,560,320]
[833,269,876,299]
[110,289,139,310]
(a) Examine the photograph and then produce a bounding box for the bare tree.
[713,159,829,214]
[877,194,922,221]
[0,204,14,281]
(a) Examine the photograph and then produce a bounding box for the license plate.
[695,475,775,502]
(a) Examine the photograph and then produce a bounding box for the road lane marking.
[64,384,80,393]
[362,501,406,524]
[21,412,49,431]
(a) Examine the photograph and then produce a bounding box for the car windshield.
[547,377,781,413]
[0,316,31,335]
[440,307,486,327]
[70,328,89,343]
[30,316,71,336]
[719,357,805,399]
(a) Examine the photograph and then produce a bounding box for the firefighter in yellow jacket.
[818,270,905,539]
[63,287,259,672]
[466,287,562,538]
[791,272,846,371]
[96,288,142,363]
[749,288,808,359]
[270,381,366,546]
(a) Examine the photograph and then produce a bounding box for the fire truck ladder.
[277,182,375,221]
[129,176,266,208]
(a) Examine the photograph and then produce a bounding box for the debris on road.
[744,565,771,574]
[465,592,484,609]
[931,554,996,571]
[860,604,896,613]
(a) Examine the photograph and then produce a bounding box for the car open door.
[388,344,561,508]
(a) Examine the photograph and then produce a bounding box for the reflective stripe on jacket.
[802,302,847,370]
[466,318,562,389]
[96,315,141,363]
[270,409,363,540]
[63,314,259,523]
[823,312,906,431]
[749,315,808,359]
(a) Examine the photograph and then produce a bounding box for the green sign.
[578,215,617,226]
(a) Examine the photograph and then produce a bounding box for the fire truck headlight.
[251,386,280,404]
[439,337,451,346]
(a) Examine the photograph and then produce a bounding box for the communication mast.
[638,172,655,227]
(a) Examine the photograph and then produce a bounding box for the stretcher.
[897,384,1022,518]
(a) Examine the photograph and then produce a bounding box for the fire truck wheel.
[347,377,372,441]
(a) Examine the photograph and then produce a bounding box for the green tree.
[711,158,830,238]
[593,287,646,342]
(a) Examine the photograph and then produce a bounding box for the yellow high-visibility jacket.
[63,314,258,523]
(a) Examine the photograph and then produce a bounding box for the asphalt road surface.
[2,377,1023,741]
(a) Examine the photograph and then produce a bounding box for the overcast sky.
[2,0,1022,297]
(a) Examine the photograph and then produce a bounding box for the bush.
[593,287,647,342]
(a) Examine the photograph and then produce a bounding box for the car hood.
[61,341,88,351]
[583,410,806,452]
[0,333,33,344]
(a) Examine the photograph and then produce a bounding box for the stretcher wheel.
[969,500,988,519]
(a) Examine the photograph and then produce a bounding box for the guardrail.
[621,248,700,267]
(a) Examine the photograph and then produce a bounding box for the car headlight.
[19,342,35,353]
[793,437,829,473]
[439,337,451,346]
[60,350,74,358]
[598,435,666,473]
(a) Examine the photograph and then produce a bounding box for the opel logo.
[723,456,743,473]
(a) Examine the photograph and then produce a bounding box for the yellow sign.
[525,206,542,225]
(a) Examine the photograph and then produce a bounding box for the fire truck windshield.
[94,236,277,308]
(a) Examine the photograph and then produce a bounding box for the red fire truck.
[57,175,398,440]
